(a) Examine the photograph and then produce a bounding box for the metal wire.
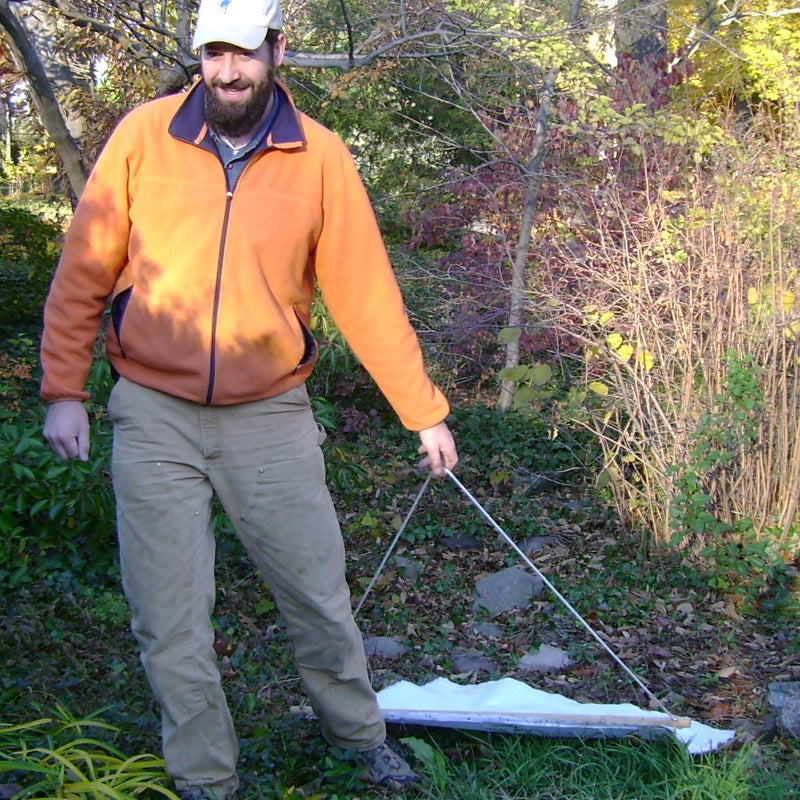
[442,469,676,718]
[353,472,432,619]
[354,468,677,719]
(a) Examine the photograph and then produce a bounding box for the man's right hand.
[43,400,91,461]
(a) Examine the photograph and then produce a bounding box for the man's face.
[201,37,285,139]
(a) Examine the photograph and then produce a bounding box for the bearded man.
[39,0,458,797]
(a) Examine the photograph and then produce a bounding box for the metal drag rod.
[444,469,677,719]
[353,472,433,619]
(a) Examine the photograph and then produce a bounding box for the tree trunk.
[498,0,584,411]
[497,66,558,411]
[0,0,86,198]
[0,95,11,163]
[21,1,90,138]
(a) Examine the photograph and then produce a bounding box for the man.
[40,0,458,796]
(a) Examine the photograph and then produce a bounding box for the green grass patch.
[402,732,756,800]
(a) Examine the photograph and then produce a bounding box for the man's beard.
[204,69,276,139]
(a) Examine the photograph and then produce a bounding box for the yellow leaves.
[599,311,615,327]
[584,344,602,362]
[617,343,634,362]
[660,189,687,204]
[580,308,655,424]
[582,306,615,328]
[588,381,609,395]
[637,350,655,371]
[605,333,642,366]
[747,283,797,314]
[783,320,800,341]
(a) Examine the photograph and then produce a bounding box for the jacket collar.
[168,76,305,150]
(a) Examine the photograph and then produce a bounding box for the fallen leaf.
[715,665,740,679]
[675,602,694,617]
[709,702,732,718]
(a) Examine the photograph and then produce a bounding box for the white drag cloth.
[377,677,735,754]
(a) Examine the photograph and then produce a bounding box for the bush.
[0,410,117,589]
[0,332,40,418]
[0,349,119,590]
[0,205,62,333]
[526,112,800,606]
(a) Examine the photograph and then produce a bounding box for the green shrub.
[450,402,601,492]
[668,352,795,606]
[0,205,62,332]
[0,411,117,589]
[0,332,40,418]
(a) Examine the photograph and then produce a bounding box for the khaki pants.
[108,378,385,798]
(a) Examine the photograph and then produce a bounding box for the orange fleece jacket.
[41,79,449,431]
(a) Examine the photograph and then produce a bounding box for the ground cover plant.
[0,196,798,797]
[2,382,799,798]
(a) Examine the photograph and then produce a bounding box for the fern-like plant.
[0,708,177,800]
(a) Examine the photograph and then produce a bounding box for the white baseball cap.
[193,0,283,50]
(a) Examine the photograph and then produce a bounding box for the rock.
[517,644,573,673]
[451,648,499,674]
[520,536,557,554]
[473,565,544,617]
[731,715,779,744]
[441,534,483,550]
[363,636,408,660]
[755,714,780,744]
[471,622,503,639]
[393,555,420,582]
[767,682,800,739]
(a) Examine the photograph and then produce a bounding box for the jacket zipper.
[207,190,234,404]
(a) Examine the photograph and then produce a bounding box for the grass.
[1,711,786,800]
[0,712,179,800]
[402,733,757,800]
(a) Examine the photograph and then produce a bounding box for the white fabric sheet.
[377,677,736,754]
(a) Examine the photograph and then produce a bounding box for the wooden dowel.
[290,705,692,729]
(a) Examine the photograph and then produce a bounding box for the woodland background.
[1,1,799,799]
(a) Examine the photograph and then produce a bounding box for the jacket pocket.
[292,308,318,374]
[110,285,133,357]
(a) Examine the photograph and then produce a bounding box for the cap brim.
[193,24,267,50]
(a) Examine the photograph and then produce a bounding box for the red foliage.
[405,52,693,382]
